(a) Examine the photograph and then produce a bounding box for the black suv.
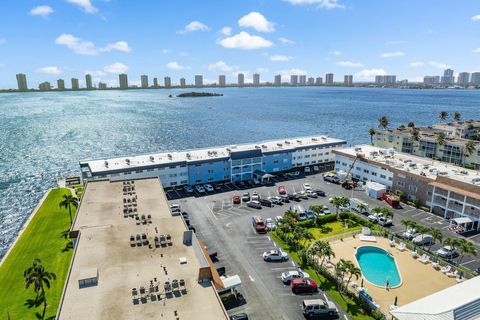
[259,198,273,207]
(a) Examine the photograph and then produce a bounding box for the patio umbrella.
[394,296,398,306]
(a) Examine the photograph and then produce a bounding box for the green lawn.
[270,232,375,320]
[308,220,363,240]
[0,188,76,319]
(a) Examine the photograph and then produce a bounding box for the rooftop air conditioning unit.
[104,161,109,168]
[321,136,327,140]
[354,147,362,152]
[167,154,172,159]
[277,143,283,147]
[285,140,291,144]
[312,138,318,141]
[186,153,191,159]
[149,156,154,162]
[297,140,302,143]
[226,148,231,152]
[262,144,267,148]
[125,159,130,165]
[255,145,260,149]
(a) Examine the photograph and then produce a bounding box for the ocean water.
[0,87,479,257]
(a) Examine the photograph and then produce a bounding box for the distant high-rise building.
[325,73,334,84]
[85,74,93,89]
[315,77,323,85]
[140,75,148,88]
[471,72,480,85]
[299,75,306,86]
[16,73,28,91]
[98,82,107,90]
[423,76,440,84]
[39,81,51,91]
[119,74,128,89]
[253,73,260,86]
[290,75,298,85]
[457,72,470,85]
[71,78,79,90]
[441,68,454,84]
[375,75,396,85]
[219,75,226,87]
[180,78,186,87]
[153,77,158,87]
[164,76,171,88]
[308,77,314,86]
[238,73,244,87]
[195,75,203,87]
[344,75,353,86]
[57,79,65,90]
[274,74,281,86]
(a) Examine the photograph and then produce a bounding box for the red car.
[278,185,286,195]
[291,278,318,294]
[232,195,241,204]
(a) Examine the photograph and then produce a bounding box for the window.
[169,173,177,178]
[180,180,188,184]
[147,169,154,172]
[180,164,186,167]
[409,185,418,192]
[195,179,201,184]
[397,181,405,187]
[208,170,213,174]
[170,182,177,186]
[380,174,386,179]
[169,165,176,169]
[135,170,143,173]
[274,160,279,164]
[363,169,370,174]
[371,172,377,176]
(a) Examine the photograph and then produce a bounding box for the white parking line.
[249,275,255,282]
[291,260,296,267]
[323,293,328,301]
[271,267,293,271]
[402,208,417,214]
[344,315,349,320]
[460,259,477,266]
[205,203,218,221]
[412,212,425,217]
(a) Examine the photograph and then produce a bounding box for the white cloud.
[208,61,234,72]
[177,21,209,34]
[220,27,232,36]
[101,41,131,53]
[409,62,424,67]
[355,68,386,81]
[330,50,341,56]
[55,34,131,55]
[473,48,480,53]
[283,0,345,9]
[166,61,190,70]
[279,68,307,77]
[162,49,171,55]
[218,32,273,50]
[269,55,292,62]
[471,14,480,21]
[429,61,449,69]
[238,12,275,32]
[37,66,62,74]
[103,62,129,74]
[29,5,54,17]
[66,0,98,14]
[380,51,404,58]
[278,37,295,45]
[336,60,363,67]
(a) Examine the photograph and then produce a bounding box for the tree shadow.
[62,241,73,252]
[24,295,43,309]
[60,229,70,240]
[318,225,333,234]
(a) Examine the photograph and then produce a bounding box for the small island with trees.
[176,92,223,98]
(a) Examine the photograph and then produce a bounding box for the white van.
[350,198,369,215]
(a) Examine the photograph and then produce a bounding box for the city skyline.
[1,1,480,88]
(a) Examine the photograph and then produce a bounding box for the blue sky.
[1,0,480,88]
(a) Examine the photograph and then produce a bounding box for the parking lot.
[167,172,480,319]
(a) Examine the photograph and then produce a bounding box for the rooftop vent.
[104,161,109,168]
[186,153,191,159]
[149,156,154,162]
[321,136,327,140]
[297,140,302,143]
[167,154,172,160]
[255,145,261,149]
[285,140,291,144]
[125,158,130,165]
[277,143,283,147]
[262,144,267,148]
[312,137,318,141]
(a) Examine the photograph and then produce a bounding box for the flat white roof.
[335,144,480,187]
[391,276,480,320]
[82,135,345,174]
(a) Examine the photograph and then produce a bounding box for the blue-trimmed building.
[80,135,346,188]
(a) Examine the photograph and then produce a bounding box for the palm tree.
[457,238,477,265]
[59,194,79,225]
[400,219,415,234]
[308,240,335,268]
[436,132,446,146]
[356,203,367,214]
[368,128,376,145]
[407,121,415,128]
[411,128,420,141]
[439,111,448,122]
[335,259,348,292]
[453,112,461,122]
[476,130,480,141]
[464,140,477,156]
[343,260,361,292]
[301,228,315,247]
[331,196,350,217]
[378,116,389,129]
[428,228,443,252]
[24,258,56,320]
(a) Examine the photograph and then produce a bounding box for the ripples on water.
[0,87,479,257]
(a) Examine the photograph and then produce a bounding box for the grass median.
[0,188,76,319]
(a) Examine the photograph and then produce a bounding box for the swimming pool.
[355,246,401,288]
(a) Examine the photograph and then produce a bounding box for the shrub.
[315,214,338,226]
[297,220,315,228]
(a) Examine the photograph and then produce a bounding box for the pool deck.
[329,236,456,314]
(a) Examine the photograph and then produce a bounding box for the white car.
[251,191,260,201]
[298,190,309,199]
[412,234,433,245]
[402,228,418,240]
[281,270,311,284]
[265,218,277,231]
[204,184,214,192]
[275,215,284,225]
[306,190,318,198]
[313,166,320,172]
[378,216,393,226]
[303,183,312,191]
[436,246,460,259]
[195,185,205,193]
[263,249,288,262]
[304,167,311,173]
[367,215,378,223]
[184,185,194,193]
[169,204,181,212]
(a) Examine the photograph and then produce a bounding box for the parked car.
[306,190,318,198]
[281,270,311,284]
[313,166,320,172]
[170,204,181,212]
[263,249,288,262]
[279,194,290,203]
[378,216,393,226]
[297,212,308,221]
[436,246,460,259]
[247,200,262,209]
[195,185,205,193]
[302,299,338,318]
[278,185,286,195]
[270,196,283,205]
[367,215,378,223]
[251,191,260,201]
[265,217,277,231]
[232,195,241,204]
[230,313,249,320]
[184,185,194,193]
[204,184,214,192]
[242,192,250,202]
[291,278,318,294]
[413,234,433,245]
[259,198,273,207]
[305,210,315,220]
[401,228,418,240]
[320,207,331,215]
[303,183,312,191]
[288,193,301,201]
[298,191,309,199]
[275,216,284,225]
[304,167,311,174]
[312,189,326,197]
[215,184,222,191]
[181,212,190,226]
[323,174,340,184]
